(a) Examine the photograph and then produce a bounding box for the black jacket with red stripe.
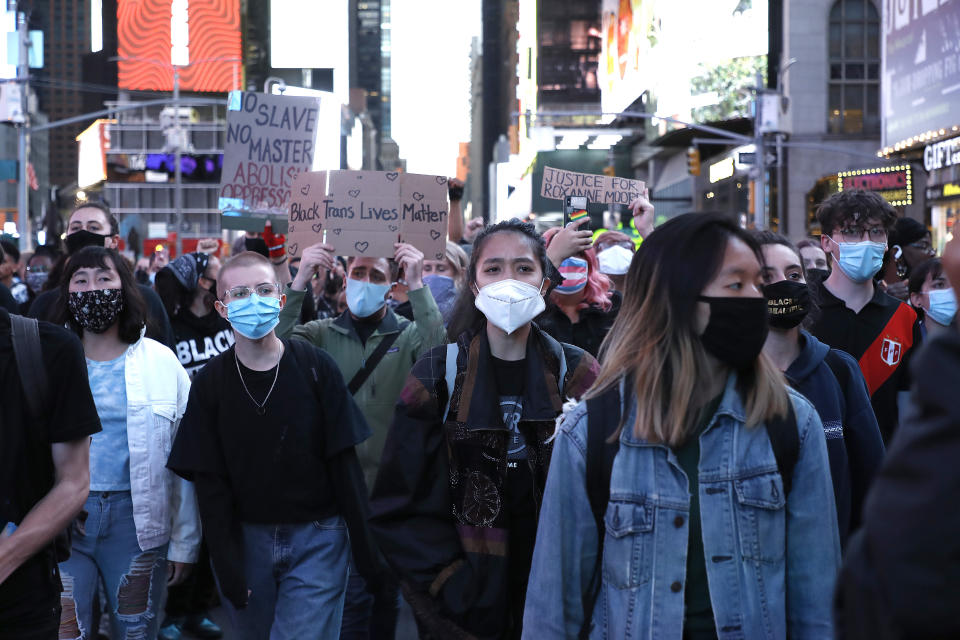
[809,283,920,443]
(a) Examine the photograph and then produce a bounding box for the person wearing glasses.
[167,251,382,639]
[809,190,921,443]
[879,217,938,301]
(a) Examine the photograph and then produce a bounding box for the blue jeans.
[58,491,168,640]
[220,516,349,640]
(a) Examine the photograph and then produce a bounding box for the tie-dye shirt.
[87,354,130,491]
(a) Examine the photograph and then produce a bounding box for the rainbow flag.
[570,209,589,222]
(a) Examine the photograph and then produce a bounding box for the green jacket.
[276,285,447,490]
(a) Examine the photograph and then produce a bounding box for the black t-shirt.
[0,309,101,608]
[0,283,17,314]
[810,283,920,442]
[167,340,370,524]
[490,355,537,615]
[171,308,234,378]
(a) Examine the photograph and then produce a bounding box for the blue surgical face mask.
[832,238,886,283]
[926,288,957,326]
[226,294,282,339]
[346,277,391,318]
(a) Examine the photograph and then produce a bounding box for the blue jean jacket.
[522,375,841,640]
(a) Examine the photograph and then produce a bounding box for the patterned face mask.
[68,288,124,334]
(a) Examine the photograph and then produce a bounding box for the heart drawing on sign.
[436,176,448,184]
[332,228,342,235]
[348,189,361,198]
[386,172,399,181]
[355,241,370,253]
[312,223,323,233]
[412,192,424,201]
[436,252,444,260]
[287,244,298,256]
[300,183,310,196]
[430,230,441,241]
[388,224,398,232]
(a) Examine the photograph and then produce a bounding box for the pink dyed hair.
[542,226,613,312]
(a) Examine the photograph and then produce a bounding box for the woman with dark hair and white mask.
[369,219,600,639]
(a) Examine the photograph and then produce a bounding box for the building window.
[828,0,880,135]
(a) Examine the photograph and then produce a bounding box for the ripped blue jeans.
[58,492,167,640]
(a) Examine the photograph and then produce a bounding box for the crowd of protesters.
[0,183,958,640]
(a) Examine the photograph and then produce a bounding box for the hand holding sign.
[629,187,655,238]
[292,242,336,292]
[394,242,425,290]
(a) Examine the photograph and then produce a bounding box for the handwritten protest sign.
[286,170,449,261]
[219,90,320,232]
[540,166,644,205]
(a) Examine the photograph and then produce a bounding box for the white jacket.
[120,335,200,563]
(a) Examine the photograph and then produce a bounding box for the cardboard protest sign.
[285,170,449,261]
[219,90,320,232]
[540,166,644,205]
[285,171,328,259]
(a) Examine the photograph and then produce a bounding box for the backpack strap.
[764,399,799,497]
[10,313,47,422]
[347,320,409,395]
[579,382,622,639]
[441,342,569,424]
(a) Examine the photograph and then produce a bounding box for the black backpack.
[578,383,799,639]
[9,313,76,562]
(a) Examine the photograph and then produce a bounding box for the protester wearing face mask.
[369,219,599,639]
[51,247,200,639]
[167,251,381,639]
[27,202,176,348]
[880,217,937,301]
[796,237,830,284]
[593,230,634,293]
[534,226,619,358]
[16,245,59,315]
[757,232,884,547]
[0,240,28,307]
[524,213,839,639]
[908,257,957,340]
[411,240,468,324]
[809,190,921,443]
[277,240,445,640]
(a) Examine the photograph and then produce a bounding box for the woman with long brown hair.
[523,213,840,639]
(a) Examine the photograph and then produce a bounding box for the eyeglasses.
[26,265,49,273]
[908,240,935,254]
[837,225,887,242]
[221,283,281,301]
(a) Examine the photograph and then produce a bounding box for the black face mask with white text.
[697,296,769,370]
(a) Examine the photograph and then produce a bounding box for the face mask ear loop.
[538,279,546,295]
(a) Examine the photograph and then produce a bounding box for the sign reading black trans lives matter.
[219,91,320,231]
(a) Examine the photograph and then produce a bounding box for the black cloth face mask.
[764,280,811,329]
[806,268,830,286]
[65,229,109,254]
[69,288,125,333]
[697,296,769,370]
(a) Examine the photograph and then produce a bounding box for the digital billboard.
[117,0,242,92]
[882,0,960,147]
[599,0,767,125]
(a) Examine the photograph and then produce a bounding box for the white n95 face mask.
[597,245,634,275]
[474,279,546,335]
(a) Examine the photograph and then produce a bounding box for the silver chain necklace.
[235,341,282,416]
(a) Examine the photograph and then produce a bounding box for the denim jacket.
[123,335,200,563]
[522,374,840,640]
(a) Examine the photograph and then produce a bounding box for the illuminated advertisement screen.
[883,1,960,147]
[838,165,913,207]
[600,0,767,125]
[117,0,242,92]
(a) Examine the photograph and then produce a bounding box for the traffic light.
[687,147,701,176]
[602,165,615,177]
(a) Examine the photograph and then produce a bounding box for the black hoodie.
[785,330,885,545]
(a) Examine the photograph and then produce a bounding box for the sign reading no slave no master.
[540,166,645,205]
[219,90,320,232]
[285,170,449,261]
